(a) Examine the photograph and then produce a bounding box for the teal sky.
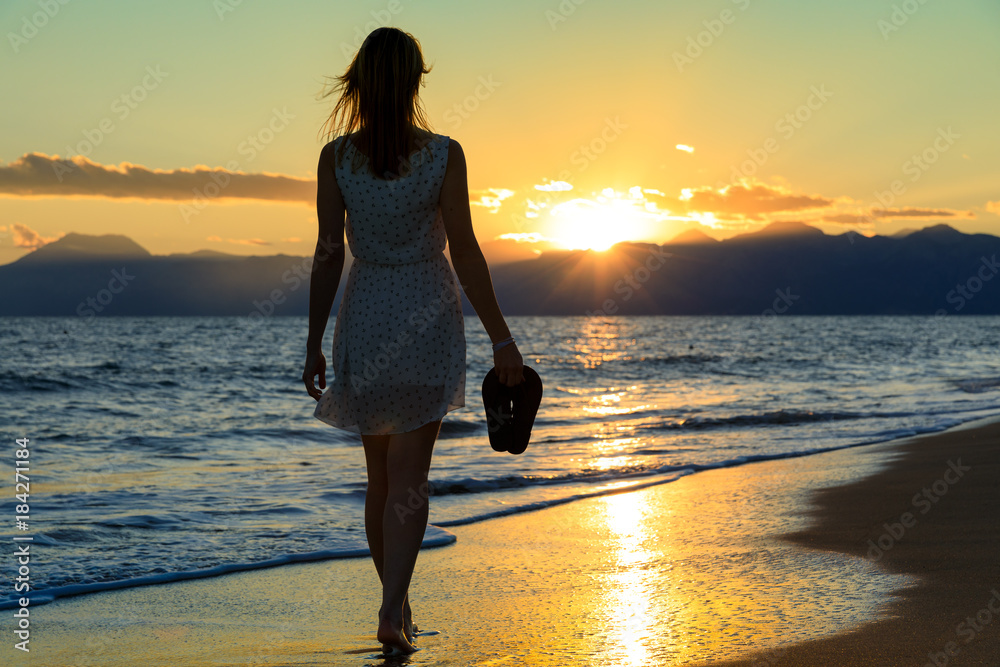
[1,0,997,262]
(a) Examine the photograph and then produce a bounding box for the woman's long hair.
[318,27,434,179]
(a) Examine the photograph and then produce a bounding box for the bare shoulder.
[320,136,344,162]
[446,138,466,171]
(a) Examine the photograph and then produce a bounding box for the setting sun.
[547,187,669,251]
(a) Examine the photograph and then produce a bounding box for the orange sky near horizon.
[1,0,998,265]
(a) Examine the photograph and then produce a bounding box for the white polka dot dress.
[313,133,466,435]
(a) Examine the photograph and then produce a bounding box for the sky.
[0,0,998,264]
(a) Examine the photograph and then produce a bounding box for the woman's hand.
[493,343,524,387]
[302,349,327,400]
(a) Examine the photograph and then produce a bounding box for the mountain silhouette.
[667,228,718,244]
[16,232,151,263]
[1,224,998,316]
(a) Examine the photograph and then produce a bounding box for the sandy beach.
[12,417,1000,666]
[710,417,1000,667]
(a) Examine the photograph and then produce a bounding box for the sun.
[547,188,659,251]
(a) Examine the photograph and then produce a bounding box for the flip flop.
[481,365,543,455]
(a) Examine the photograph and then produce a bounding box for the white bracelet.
[492,336,515,352]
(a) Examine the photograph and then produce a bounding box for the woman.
[301,27,524,655]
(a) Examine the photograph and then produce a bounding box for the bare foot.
[377,615,416,656]
[403,599,419,642]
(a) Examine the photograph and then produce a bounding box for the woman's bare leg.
[376,418,441,654]
[361,433,390,580]
[361,434,418,643]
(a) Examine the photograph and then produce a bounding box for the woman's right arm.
[440,139,524,387]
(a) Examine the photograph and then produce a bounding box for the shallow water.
[2,314,998,608]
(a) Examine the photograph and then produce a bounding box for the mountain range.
[1,222,998,316]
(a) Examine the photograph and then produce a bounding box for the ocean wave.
[625,353,725,365]
[428,410,999,503]
[87,360,124,371]
[0,370,84,392]
[3,411,997,612]
[433,414,998,526]
[437,420,483,438]
[0,526,457,610]
[639,409,885,432]
[504,407,917,436]
[952,376,1000,394]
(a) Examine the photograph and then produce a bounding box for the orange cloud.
[679,182,834,220]
[10,223,61,249]
[207,236,271,246]
[870,207,974,219]
[0,153,315,203]
[823,213,873,224]
[822,205,974,228]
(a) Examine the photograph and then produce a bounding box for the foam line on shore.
[8,411,999,613]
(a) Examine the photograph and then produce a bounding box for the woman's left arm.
[303,143,347,400]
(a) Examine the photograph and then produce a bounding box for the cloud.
[822,205,975,227]
[10,223,60,249]
[822,213,871,224]
[470,188,515,213]
[0,153,315,204]
[678,182,834,220]
[465,176,976,240]
[987,201,1000,215]
[675,144,695,153]
[206,235,271,246]
[534,181,573,192]
[495,232,552,244]
[870,207,974,219]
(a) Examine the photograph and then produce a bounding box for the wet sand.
[705,418,1000,667]
[13,418,1000,666]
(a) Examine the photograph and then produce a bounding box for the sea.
[2,314,999,609]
